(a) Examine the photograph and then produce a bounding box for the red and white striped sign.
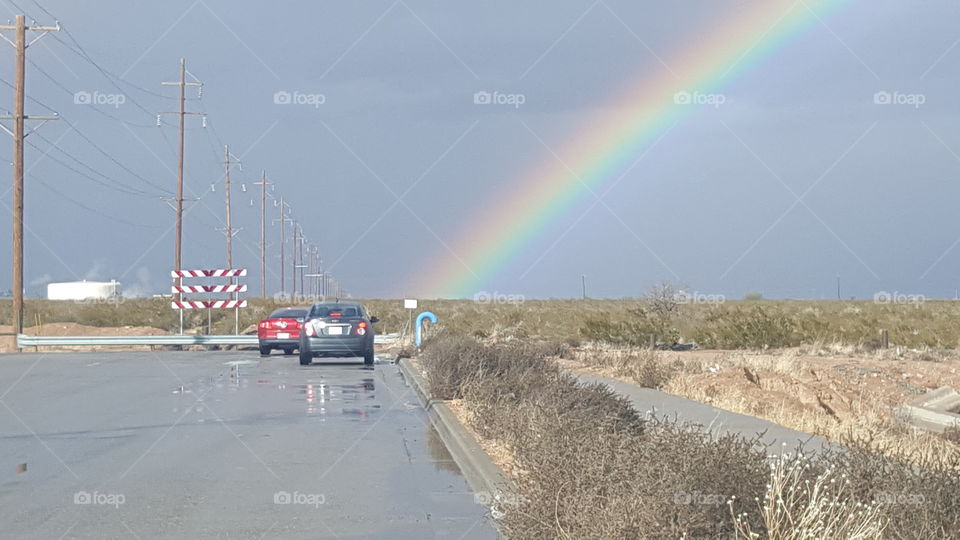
[171,269,247,278]
[171,300,248,310]
[171,284,247,294]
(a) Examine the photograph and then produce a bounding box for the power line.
[32,172,161,228]
[62,117,173,194]
[0,72,56,114]
[24,55,157,127]
[30,130,160,196]
[0,73,174,194]
[17,1,162,118]
[23,135,153,196]
[30,0,178,101]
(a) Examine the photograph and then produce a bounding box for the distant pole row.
[157,58,342,301]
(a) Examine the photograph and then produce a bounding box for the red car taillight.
[258,321,269,329]
[355,321,367,336]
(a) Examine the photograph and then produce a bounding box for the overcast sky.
[0,0,958,299]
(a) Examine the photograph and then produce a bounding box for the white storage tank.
[47,280,122,301]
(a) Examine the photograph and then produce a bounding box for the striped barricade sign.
[172,284,247,294]
[171,300,248,310]
[171,269,247,278]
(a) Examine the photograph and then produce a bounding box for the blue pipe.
[415,311,437,347]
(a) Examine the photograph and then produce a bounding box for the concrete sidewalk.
[574,372,834,454]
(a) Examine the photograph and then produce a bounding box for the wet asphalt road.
[0,350,496,539]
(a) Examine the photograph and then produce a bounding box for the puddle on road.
[180,365,384,420]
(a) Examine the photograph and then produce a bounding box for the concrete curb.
[397,358,514,501]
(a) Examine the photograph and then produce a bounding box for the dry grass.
[732,452,886,539]
[6,297,960,350]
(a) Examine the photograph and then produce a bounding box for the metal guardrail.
[16,333,401,348]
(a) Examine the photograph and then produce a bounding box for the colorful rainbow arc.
[413,0,851,298]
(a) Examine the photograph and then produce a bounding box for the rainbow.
[414,0,852,298]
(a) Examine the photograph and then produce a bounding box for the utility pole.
[313,248,320,296]
[298,229,305,295]
[305,247,322,299]
[253,171,270,297]
[291,220,298,297]
[160,58,203,301]
[581,274,587,300]
[0,14,58,338]
[221,145,241,272]
[275,198,292,295]
[221,145,241,333]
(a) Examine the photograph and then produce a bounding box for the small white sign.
[404,299,418,309]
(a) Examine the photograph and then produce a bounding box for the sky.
[0,0,959,300]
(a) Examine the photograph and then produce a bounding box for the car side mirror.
[369,316,379,324]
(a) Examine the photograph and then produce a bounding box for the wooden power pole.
[224,145,233,271]
[221,145,241,271]
[253,171,270,297]
[0,14,58,338]
[160,58,203,301]
[276,198,292,295]
[291,221,298,297]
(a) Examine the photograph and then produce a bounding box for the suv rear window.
[268,308,307,319]
[310,304,362,318]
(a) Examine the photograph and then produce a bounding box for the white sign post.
[404,299,418,343]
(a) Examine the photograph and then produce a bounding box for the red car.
[257,307,309,356]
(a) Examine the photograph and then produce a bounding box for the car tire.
[363,348,375,366]
[259,345,270,357]
[299,347,312,366]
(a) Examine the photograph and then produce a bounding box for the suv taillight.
[305,321,316,337]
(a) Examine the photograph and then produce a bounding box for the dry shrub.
[420,334,960,537]
[820,443,960,538]
[420,334,767,538]
[694,304,811,349]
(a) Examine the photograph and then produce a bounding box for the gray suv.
[298,301,378,366]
